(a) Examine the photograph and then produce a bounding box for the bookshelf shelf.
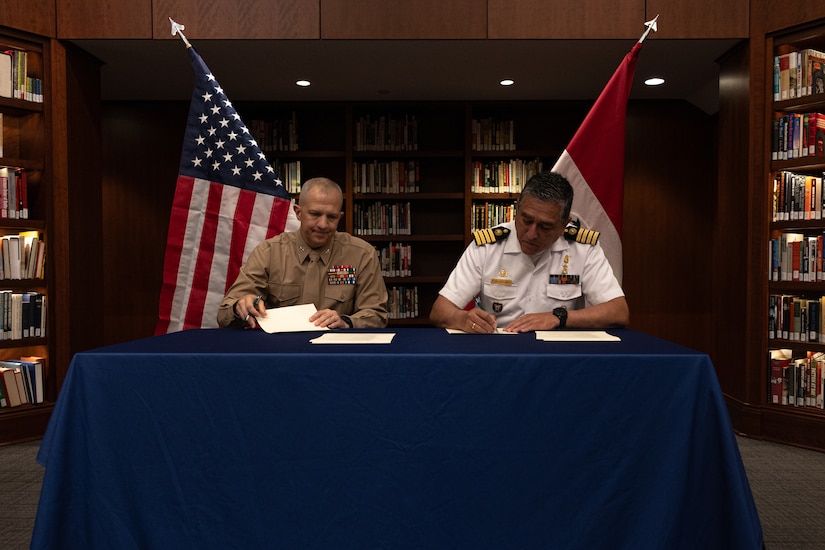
[353,192,464,200]
[0,96,42,114]
[773,157,825,171]
[774,94,825,113]
[268,150,346,159]
[366,234,464,242]
[0,336,46,349]
[471,192,521,200]
[470,149,559,158]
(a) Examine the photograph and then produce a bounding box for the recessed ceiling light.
[500,79,515,86]
[645,77,665,86]
[296,80,311,87]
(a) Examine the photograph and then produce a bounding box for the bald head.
[299,178,343,209]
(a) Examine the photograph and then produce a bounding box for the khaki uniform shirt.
[217,232,388,328]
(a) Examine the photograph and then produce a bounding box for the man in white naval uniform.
[430,171,629,333]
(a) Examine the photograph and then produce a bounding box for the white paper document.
[535,331,621,342]
[446,328,517,335]
[256,304,330,334]
[310,333,396,344]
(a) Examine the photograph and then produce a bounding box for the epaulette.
[472,226,511,246]
[564,219,600,246]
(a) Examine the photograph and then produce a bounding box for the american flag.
[551,41,641,284]
[155,46,299,334]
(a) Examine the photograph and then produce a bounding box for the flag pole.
[639,14,659,43]
[170,17,192,48]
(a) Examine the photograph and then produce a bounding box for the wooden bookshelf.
[759,20,825,448]
[239,101,598,326]
[0,28,53,443]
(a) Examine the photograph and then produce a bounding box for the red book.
[793,240,802,280]
[771,350,793,404]
[17,169,27,219]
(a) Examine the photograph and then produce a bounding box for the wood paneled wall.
[751,1,825,36]
[322,0,486,39]
[622,100,715,354]
[0,0,55,37]
[101,102,187,345]
[487,0,643,39]
[57,0,152,38]
[152,0,320,39]
[713,42,753,409]
[34,0,751,40]
[647,0,748,38]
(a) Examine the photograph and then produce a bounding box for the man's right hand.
[465,308,497,333]
[235,294,266,328]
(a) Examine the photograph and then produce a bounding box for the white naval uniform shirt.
[438,221,624,327]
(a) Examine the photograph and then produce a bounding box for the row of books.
[471,117,515,151]
[0,291,46,340]
[770,233,823,282]
[769,294,824,342]
[769,349,824,408]
[0,48,42,103]
[354,115,418,152]
[772,171,825,222]
[272,160,302,194]
[774,48,825,101]
[375,242,412,277]
[0,167,30,219]
[0,232,44,280]
[248,112,299,152]
[472,201,517,231]
[387,285,419,319]
[471,158,544,193]
[771,112,825,160]
[0,356,44,407]
[352,201,412,236]
[353,160,420,194]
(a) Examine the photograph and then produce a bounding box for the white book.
[0,52,11,98]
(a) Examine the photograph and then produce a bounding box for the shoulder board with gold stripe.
[564,220,600,246]
[472,226,510,246]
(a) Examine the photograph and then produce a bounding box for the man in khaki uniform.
[218,177,388,329]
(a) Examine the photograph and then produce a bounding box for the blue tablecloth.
[32,328,763,549]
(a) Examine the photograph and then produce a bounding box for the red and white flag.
[155,46,299,334]
[551,41,642,283]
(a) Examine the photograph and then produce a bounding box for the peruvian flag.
[551,41,642,284]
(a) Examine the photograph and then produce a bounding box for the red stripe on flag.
[266,196,292,238]
[181,181,224,330]
[224,189,257,293]
[155,176,196,335]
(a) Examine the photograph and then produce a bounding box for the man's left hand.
[309,308,350,329]
[503,312,558,332]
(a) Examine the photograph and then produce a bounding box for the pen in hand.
[474,295,495,316]
[245,294,263,322]
[472,294,498,332]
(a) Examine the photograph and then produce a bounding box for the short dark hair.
[518,171,573,219]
